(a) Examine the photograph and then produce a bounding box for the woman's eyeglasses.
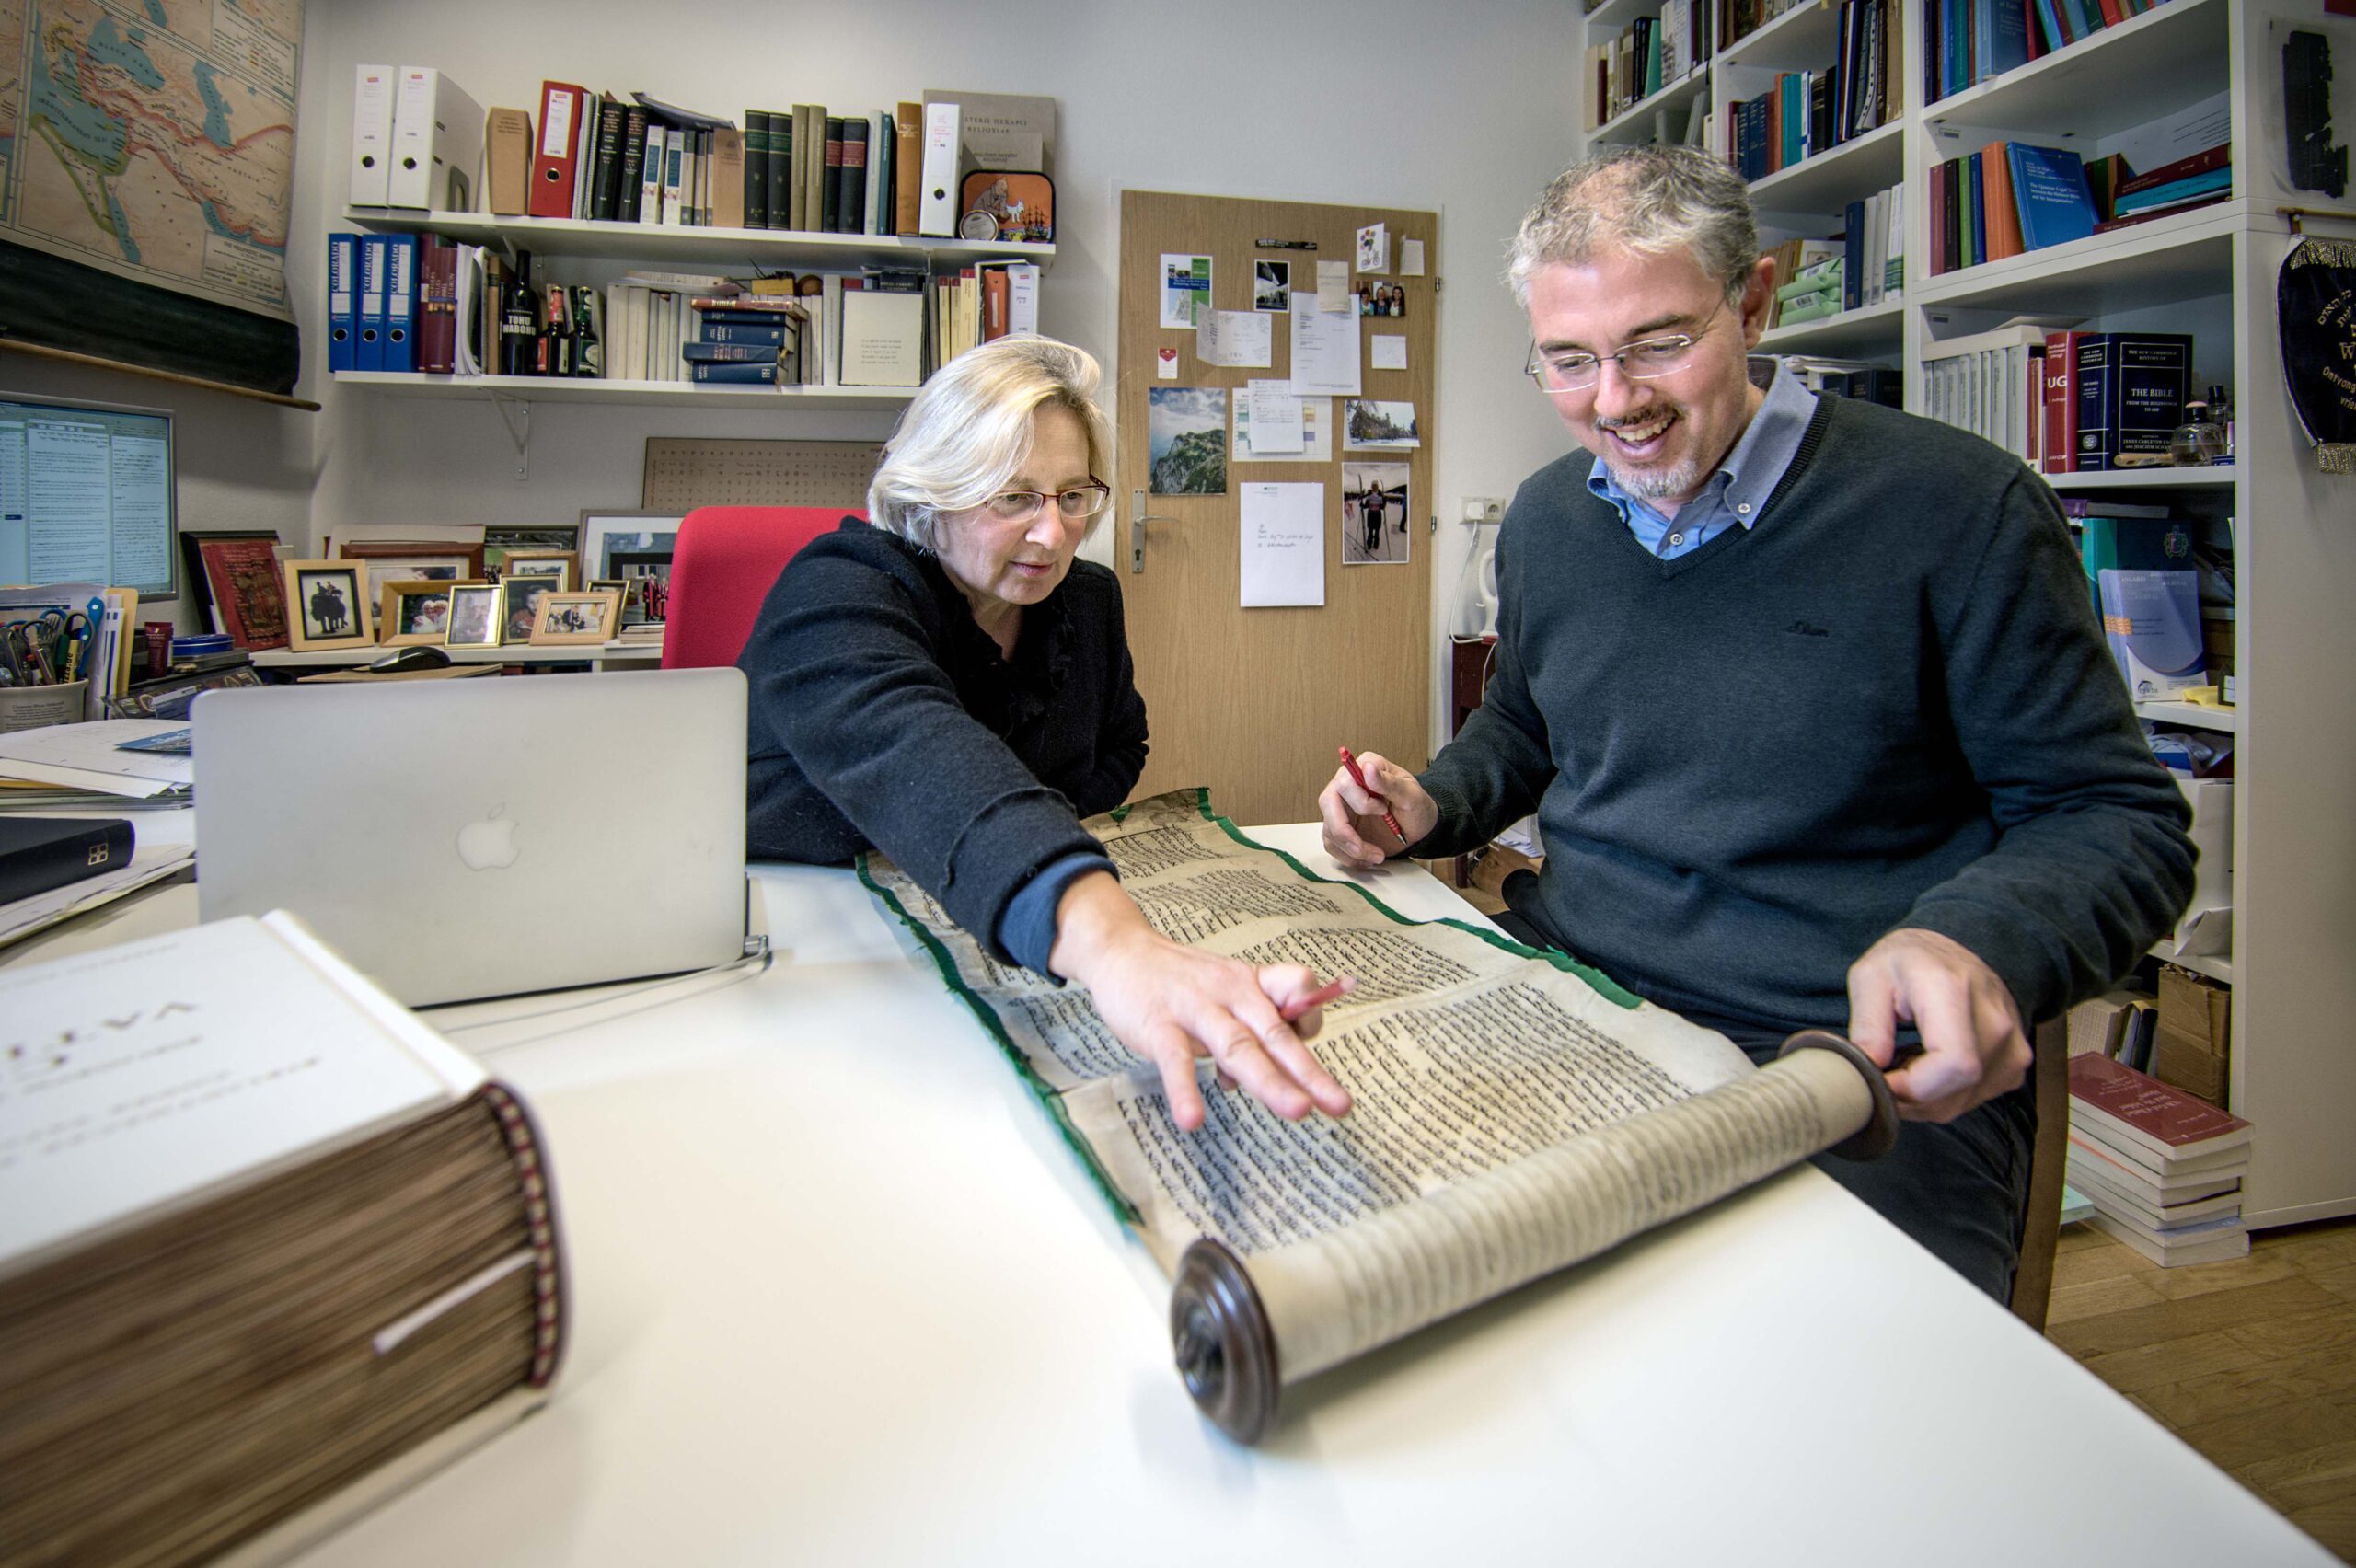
[978,482,1114,523]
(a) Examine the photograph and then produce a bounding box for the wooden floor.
[2048,1216,2356,1561]
[1441,852,2354,1556]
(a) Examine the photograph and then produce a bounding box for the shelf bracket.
[489,390,531,479]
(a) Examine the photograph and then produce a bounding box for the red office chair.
[661,505,859,669]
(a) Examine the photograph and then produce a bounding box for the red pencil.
[1338,745,1406,846]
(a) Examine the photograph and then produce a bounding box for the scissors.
[35,609,93,681]
[2,621,52,684]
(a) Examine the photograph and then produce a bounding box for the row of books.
[1928,0,2181,102]
[1926,139,2227,278]
[1716,0,1811,51]
[1913,323,2198,471]
[328,227,1040,387]
[504,89,919,237]
[1584,1,1704,132]
[2066,1052,2250,1266]
[1718,0,1899,180]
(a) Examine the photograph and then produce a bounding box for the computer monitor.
[0,393,178,599]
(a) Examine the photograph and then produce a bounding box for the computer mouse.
[368,644,454,674]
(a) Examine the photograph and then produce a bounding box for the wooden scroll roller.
[1168,1030,1900,1445]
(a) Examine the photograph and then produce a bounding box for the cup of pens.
[0,680,89,733]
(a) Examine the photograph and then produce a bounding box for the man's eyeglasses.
[1525,299,1727,395]
[978,481,1114,523]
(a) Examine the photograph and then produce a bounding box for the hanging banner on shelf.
[2278,236,2356,475]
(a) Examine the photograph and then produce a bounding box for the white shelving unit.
[1578,0,2356,1227]
[330,372,915,410]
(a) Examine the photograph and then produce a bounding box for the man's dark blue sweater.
[1416,392,2195,1042]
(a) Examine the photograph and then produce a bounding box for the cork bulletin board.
[641,439,886,512]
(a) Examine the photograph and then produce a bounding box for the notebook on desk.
[193,668,750,1007]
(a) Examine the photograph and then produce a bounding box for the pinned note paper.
[1197,309,1274,368]
[1399,237,1426,276]
[1242,381,1304,452]
[1288,305,1361,397]
[1317,259,1351,314]
[1240,482,1326,607]
[1234,397,1331,463]
[1370,334,1407,371]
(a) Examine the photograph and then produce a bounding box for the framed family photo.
[529,590,624,646]
[283,560,374,651]
[379,579,474,646]
[579,510,681,627]
[333,537,486,582]
[444,583,503,648]
[500,550,577,591]
[500,576,558,643]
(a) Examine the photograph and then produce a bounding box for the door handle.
[1129,488,1185,574]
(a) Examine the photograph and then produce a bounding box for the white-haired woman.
[741,336,1350,1132]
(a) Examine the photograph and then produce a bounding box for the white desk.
[8,824,2325,1565]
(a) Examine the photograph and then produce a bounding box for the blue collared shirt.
[1587,365,1819,559]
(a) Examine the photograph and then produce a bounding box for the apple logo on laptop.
[456,806,522,871]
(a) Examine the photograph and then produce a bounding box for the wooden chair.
[660,505,855,670]
[2009,1016,2073,1332]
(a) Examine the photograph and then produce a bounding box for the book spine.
[2114,336,2193,462]
[616,107,649,223]
[744,110,770,229]
[2042,330,2077,473]
[2074,333,2115,471]
[635,123,663,225]
[689,361,783,384]
[768,110,794,231]
[698,321,791,345]
[682,341,781,363]
[842,117,869,236]
[417,233,459,375]
[821,116,844,232]
[587,96,627,222]
[0,818,133,903]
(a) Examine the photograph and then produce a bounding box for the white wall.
[291,0,1582,744]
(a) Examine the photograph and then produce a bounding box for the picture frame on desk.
[498,551,577,591]
[444,583,502,648]
[332,538,487,582]
[529,590,623,646]
[499,577,556,644]
[482,525,580,578]
[283,561,374,652]
[181,531,289,651]
[380,578,477,646]
[578,511,681,628]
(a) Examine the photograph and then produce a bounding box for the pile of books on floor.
[2066,1053,2252,1266]
[0,913,565,1563]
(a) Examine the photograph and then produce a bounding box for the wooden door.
[1114,190,1437,827]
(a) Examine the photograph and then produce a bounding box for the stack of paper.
[0,719,193,811]
[2066,1054,2252,1266]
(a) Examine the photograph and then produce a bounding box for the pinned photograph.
[380,578,474,646]
[1160,253,1213,329]
[1344,398,1423,449]
[529,590,624,646]
[1148,386,1229,495]
[1353,280,1408,317]
[1343,462,1412,566]
[1253,259,1292,312]
[445,584,502,648]
[282,559,374,651]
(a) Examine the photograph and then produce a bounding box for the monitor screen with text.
[0,394,178,599]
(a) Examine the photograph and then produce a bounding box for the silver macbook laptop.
[194,668,750,1007]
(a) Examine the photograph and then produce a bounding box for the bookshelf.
[329,211,1052,407]
[1576,0,2356,1227]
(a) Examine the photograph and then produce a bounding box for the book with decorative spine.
[0,913,566,1565]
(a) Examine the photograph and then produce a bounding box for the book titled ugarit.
[0,913,566,1566]
[2069,1053,2253,1163]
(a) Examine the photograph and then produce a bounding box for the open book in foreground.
[861,790,1895,1444]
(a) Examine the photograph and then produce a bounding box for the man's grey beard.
[1601,451,1702,502]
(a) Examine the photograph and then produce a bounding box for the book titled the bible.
[0,913,565,1565]
[864,790,1894,1444]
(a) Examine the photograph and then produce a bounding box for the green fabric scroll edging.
[854,788,1646,1232]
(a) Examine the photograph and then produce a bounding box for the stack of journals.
[1918,320,2058,464]
[2066,1054,2252,1266]
[1773,253,1844,327]
[2088,142,2233,231]
[0,914,565,1564]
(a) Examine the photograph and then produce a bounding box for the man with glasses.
[1321,146,2193,1299]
